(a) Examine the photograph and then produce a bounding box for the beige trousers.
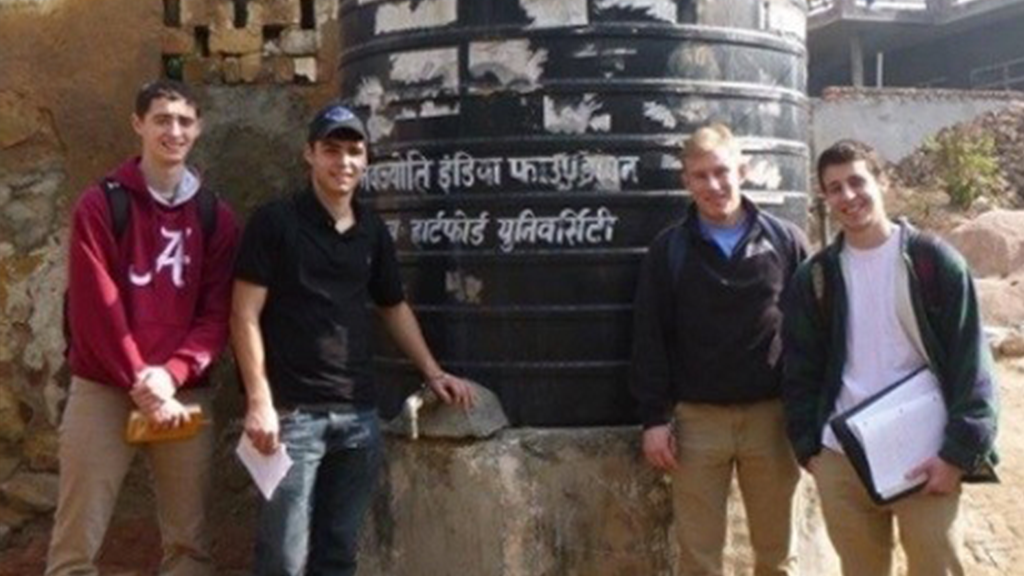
[671,400,800,576]
[812,449,964,576]
[45,377,216,576]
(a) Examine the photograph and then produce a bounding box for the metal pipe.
[403,391,426,440]
[851,33,865,87]
[876,52,885,88]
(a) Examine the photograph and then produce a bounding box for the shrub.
[924,128,1002,210]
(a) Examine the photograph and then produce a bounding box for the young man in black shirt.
[232,104,473,576]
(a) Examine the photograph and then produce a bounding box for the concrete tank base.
[359,428,839,576]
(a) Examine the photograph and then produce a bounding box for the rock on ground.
[946,210,1024,278]
[977,275,1024,329]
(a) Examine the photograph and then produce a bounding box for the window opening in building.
[163,0,181,27]
[301,0,316,30]
[195,26,211,58]
[234,0,249,28]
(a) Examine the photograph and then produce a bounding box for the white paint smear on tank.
[745,160,784,190]
[643,102,678,129]
[375,0,457,34]
[469,40,548,89]
[394,101,461,119]
[519,0,588,28]
[544,95,611,134]
[354,77,395,143]
[390,47,460,91]
[594,0,677,23]
[676,101,712,124]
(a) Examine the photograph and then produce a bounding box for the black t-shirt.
[234,189,404,409]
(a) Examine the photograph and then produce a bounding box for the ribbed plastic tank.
[339,0,809,426]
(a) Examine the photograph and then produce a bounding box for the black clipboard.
[828,366,940,505]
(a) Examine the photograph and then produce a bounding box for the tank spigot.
[403,391,426,440]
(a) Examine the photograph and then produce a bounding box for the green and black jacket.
[781,220,998,480]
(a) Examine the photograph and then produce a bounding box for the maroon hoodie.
[66,158,239,389]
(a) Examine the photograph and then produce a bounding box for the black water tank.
[339,0,809,426]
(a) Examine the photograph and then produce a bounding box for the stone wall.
[0,0,342,554]
[811,87,1024,166]
[164,0,340,85]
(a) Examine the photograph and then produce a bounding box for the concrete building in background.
[808,0,1024,93]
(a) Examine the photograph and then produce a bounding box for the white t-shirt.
[822,232,927,451]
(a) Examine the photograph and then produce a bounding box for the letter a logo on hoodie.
[130,227,192,288]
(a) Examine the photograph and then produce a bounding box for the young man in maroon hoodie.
[46,80,239,576]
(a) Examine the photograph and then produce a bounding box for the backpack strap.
[906,230,943,314]
[903,229,949,345]
[101,179,131,241]
[66,179,130,360]
[195,187,219,242]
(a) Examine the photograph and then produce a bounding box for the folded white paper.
[235,434,293,501]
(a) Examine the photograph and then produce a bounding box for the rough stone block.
[161,27,195,55]
[258,0,300,25]
[180,0,211,26]
[210,28,262,55]
[0,385,26,444]
[1000,332,1024,358]
[294,57,318,83]
[239,53,263,83]
[247,1,266,29]
[0,503,32,530]
[977,275,1024,328]
[22,428,58,472]
[314,0,338,26]
[0,456,18,483]
[223,57,243,84]
[0,91,45,149]
[280,27,318,55]
[947,210,1024,279]
[359,428,839,576]
[211,0,235,30]
[182,56,223,85]
[265,56,295,84]
[1,472,58,513]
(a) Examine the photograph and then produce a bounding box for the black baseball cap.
[307,104,368,143]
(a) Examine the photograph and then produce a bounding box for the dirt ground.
[958,360,1024,575]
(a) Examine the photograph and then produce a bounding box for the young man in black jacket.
[631,124,808,576]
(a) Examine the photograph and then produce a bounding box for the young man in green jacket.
[782,139,998,576]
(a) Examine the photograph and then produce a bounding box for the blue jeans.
[252,408,382,576]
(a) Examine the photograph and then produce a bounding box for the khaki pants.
[671,400,800,576]
[45,377,215,576]
[812,449,964,576]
